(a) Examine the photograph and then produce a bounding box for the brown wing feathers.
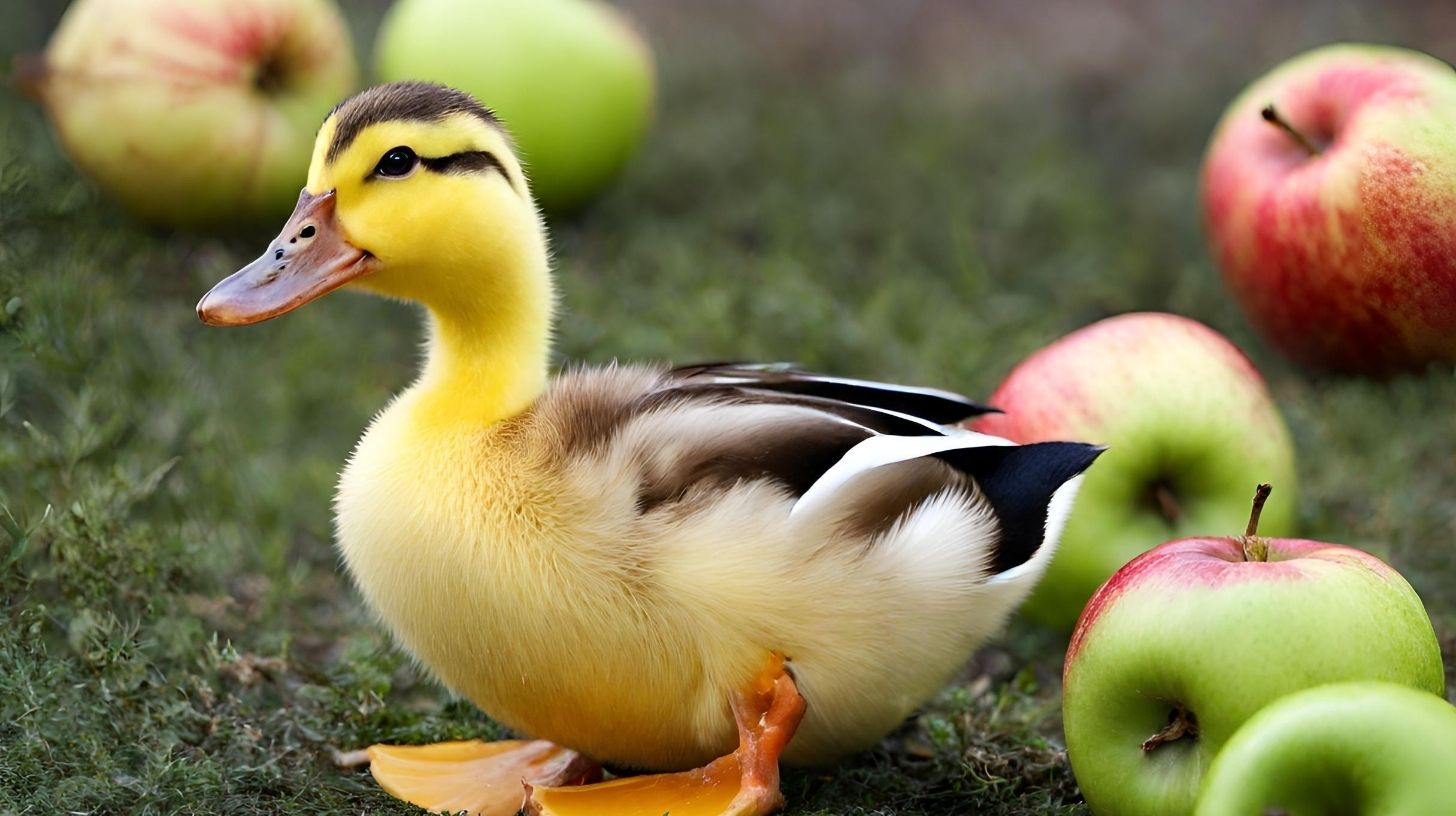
[633,409,869,513]
[587,364,984,529]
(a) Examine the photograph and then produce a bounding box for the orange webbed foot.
[364,739,600,816]
[526,653,807,816]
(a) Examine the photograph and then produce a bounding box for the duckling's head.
[198,82,548,326]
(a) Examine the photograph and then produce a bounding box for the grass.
[2,1,1455,813]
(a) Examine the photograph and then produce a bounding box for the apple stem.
[1240,483,1273,562]
[254,53,288,95]
[1140,703,1198,753]
[9,53,49,103]
[1245,483,1272,537]
[1261,104,1321,157]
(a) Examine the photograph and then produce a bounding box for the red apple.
[1202,44,1456,375]
[972,312,1297,630]
[1063,487,1446,816]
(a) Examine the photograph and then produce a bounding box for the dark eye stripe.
[420,150,506,177]
[416,150,521,195]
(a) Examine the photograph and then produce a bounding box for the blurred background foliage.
[2,0,1454,812]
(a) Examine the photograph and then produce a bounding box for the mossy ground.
[2,2,1454,813]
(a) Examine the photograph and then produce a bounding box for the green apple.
[972,312,1297,629]
[1195,682,1456,816]
[1203,44,1456,374]
[21,0,358,231]
[1062,490,1445,816]
[375,0,655,213]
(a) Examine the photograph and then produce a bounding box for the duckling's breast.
[332,393,745,769]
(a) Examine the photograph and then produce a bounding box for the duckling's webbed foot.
[525,653,807,816]
[363,739,600,816]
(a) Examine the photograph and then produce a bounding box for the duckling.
[197,81,1101,816]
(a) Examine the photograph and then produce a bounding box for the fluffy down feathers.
[336,362,1097,769]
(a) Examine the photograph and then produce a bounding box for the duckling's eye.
[374,146,418,178]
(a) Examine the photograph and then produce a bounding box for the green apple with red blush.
[972,312,1297,630]
[1194,681,1456,816]
[1202,43,1456,375]
[1063,486,1446,816]
[19,0,358,231]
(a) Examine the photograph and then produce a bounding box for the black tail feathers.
[934,441,1105,575]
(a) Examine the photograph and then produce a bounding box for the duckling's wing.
[547,365,1098,577]
[667,362,997,425]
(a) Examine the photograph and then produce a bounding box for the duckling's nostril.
[300,225,317,239]
[274,248,285,261]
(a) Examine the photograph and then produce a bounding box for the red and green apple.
[1062,488,1446,816]
[972,312,1297,630]
[21,0,358,231]
[1202,43,1456,375]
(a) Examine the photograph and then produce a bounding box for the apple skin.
[1194,681,1456,816]
[375,0,655,214]
[26,0,358,231]
[972,313,1297,630]
[1202,44,1456,375]
[1063,536,1445,816]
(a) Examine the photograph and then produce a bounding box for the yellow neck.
[408,220,555,428]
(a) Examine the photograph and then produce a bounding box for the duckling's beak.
[197,189,375,326]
